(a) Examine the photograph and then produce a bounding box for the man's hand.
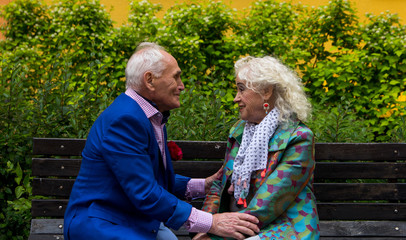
[204,166,223,194]
[208,212,259,240]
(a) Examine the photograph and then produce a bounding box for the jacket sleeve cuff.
[165,199,193,230]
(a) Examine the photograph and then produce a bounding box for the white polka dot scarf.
[232,107,280,204]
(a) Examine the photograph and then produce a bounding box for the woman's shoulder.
[279,117,313,135]
[229,119,246,136]
[270,119,313,149]
[295,121,314,138]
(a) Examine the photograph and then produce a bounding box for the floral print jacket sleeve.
[201,119,320,240]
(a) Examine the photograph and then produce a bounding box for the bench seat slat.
[27,235,405,240]
[29,219,406,239]
[319,220,406,237]
[28,235,63,240]
[29,219,63,237]
[320,238,404,240]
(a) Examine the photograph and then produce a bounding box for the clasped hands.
[193,212,260,240]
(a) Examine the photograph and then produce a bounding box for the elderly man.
[63,42,259,240]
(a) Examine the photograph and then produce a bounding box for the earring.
[263,103,270,114]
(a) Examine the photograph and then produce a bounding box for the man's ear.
[144,72,155,91]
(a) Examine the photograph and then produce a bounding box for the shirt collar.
[129,89,170,124]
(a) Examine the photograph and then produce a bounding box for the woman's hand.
[205,166,223,194]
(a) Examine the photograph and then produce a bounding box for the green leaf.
[15,163,23,185]
[15,186,24,199]
[389,80,400,85]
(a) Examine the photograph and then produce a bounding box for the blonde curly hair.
[235,56,311,123]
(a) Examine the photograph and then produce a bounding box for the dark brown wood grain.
[31,199,68,217]
[33,138,86,156]
[315,162,406,179]
[28,218,406,240]
[31,199,406,221]
[314,183,406,201]
[315,143,406,161]
[31,159,406,179]
[32,178,74,197]
[32,138,406,161]
[319,220,406,237]
[30,138,406,239]
[32,158,81,177]
[317,203,406,220]
[32,177,406,201]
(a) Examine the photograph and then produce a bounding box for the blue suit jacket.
[64,93,192,240]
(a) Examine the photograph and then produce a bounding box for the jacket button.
[152,230,157,233]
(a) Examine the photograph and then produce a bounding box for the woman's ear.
[262,85,274,102]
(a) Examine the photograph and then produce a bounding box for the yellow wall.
[1,0,405,36]
[98,0,406,26]
[1,0,405,27]
[0,0,12,28]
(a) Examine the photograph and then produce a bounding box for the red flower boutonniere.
[167,141,183,161]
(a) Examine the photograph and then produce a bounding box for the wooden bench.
[29,138,406,240]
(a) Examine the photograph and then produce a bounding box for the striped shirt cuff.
[185,178,206,201]
[184,207,213,233]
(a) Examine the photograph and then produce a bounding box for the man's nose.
[178,80,185,91]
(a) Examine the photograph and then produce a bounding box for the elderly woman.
[194,56,320,240]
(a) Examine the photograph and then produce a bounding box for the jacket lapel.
[230,118,300,152]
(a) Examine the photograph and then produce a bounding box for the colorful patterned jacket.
[201,118,320,240]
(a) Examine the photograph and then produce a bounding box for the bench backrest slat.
[32,178,74,197]
[318,203,406,221]
[31,199,406,221]
[33,138,86,156]
[32,158,406,179]
[32,177,406,201]
[32,138,406,161]
[32,158,81,177]
[315,183,406,201]
[315,143,406,161]
[315,162,406,179]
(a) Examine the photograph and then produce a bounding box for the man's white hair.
[235,56,312,122]
[125,42,167,89]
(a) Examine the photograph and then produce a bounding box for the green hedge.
[0,0,405,238]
